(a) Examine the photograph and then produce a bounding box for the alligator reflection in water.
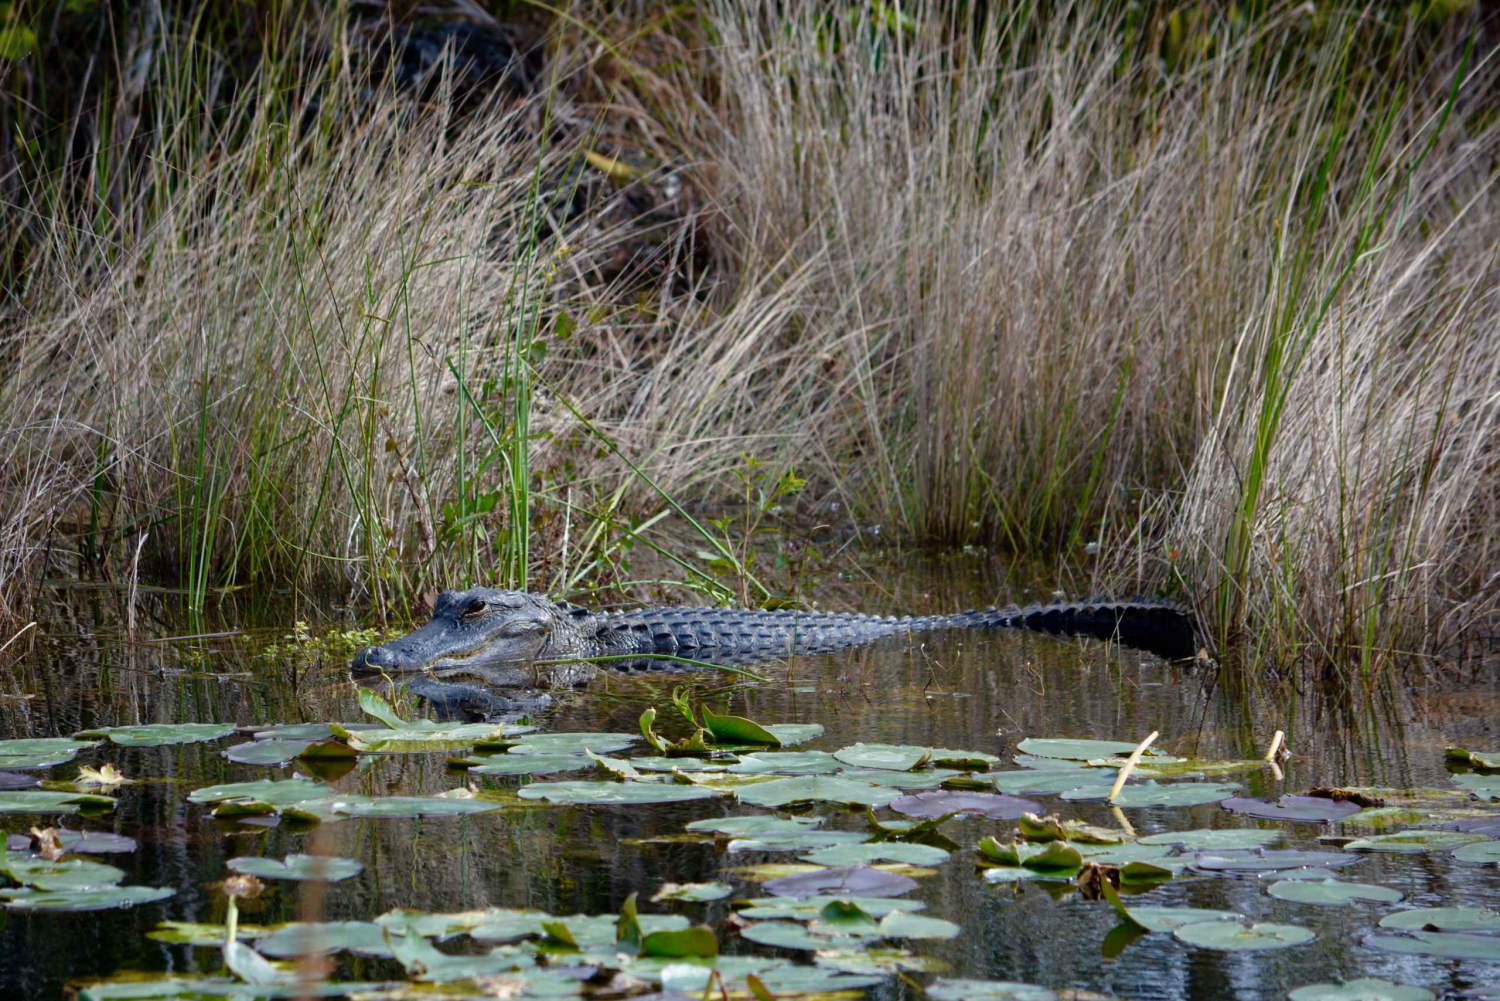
[351,587,1199,717]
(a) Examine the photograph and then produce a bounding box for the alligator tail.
[950,598,1198,661]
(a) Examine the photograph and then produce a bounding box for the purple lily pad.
[5,828,137,854]
[763,865,919,898]
[0,771,40,790]
[1190,849,1361,873]
[890,791,1041,821]
[1221,794,1362,823]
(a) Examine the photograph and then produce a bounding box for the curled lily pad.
[799,842,949,867]
[1173,920,1314,951]
[1221,795,1363,823]
[1446,748,1500,771]
[1266,878,1403,906]
[890,791,1040,820]
[1013,738,1146,760]
[991,768,1116,796]
[0,791,116,815]
[651,882,733,903]
[832,744,931,772]
[701,705,781,746]
[1454,841,1500,864]
[253,921,393,959]
[728,752,840,775]
[466,754,593,777]
[1345,831,1490,853]
[762,865,918,898]
[1138,828,1282,850]
[1288,980,1436,1001]
[72,723,234,747]
[518,781,718,805]
[0,738,101,770]
[2,884,174,912]
[736,776,899,809]
[1190,849,1359,872]
[1363,930,1500,960]
[927,979,1057,1001]
[928,749,1001,770]
[1064,781,1240,808]
[685,815,823,836]
[227,854,363,882]
[1378,906,1500,931]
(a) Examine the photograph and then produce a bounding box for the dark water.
[2,556,1498,1000]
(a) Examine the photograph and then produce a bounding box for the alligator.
[350,589,1198,695]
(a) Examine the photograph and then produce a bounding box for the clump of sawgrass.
[2,1,1498,682]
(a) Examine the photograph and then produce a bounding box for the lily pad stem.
[1107,731,1159,803]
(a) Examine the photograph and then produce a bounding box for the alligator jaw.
[350,588,561,677]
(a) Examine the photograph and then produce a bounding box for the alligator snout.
[351,642,422,675]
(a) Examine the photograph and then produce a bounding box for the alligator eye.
[460,599,489,620]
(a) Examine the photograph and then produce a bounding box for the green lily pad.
[505,733,640,755]
[1138,828,1282,850]
[927,749,1001,770]
[729,752,840,775]
[1454,773,1500,799]
[5,829,135,854]
[735,896,925,919]
[838,768,961,789]
[188,777,331,806]
[0,738,101,770]
[146,920,265,945]
[1074,843,1174,865]
[832,744,932,772]
[73,723,235,747]
[701,705,781,746]
[330,794,504,817]
[739,920,875,951]
[1,853,125,890]
[1454,841,1500,864]
[1014,738,1150,761]
[877,911,959,939]
[651,882,733,903]
[2,884,174,912]
[799,842,949,867]
[1118,906,1240,933]
[518,781,718,805]
[1363,930,1500,960]
[629,757,729,773]
[1378,906,1500,931]
[812,945,945,974]
[1345,830,1490,853]
[0,791,116,815]
[1173,920,1315,950]
[243,723,383,741]
[736,776,899,809]
[890,791,1040,820]
[927,979,1057,1001]
[1288,980,1436,1001]
[466,754,594,776]
[339,722,514,753]
[1063,780,1240,807]
[1190,849,1359,872]
[227,854,363,881]
[727,831,871,853]
[763,724,824,746]
[1447,747,1500,771]
[762,865,918,898]
[254,921,393,959]
[685,815,823,836]
[810,899,880,933]
[223,740,315,766]
[992,768,1116,795]
[1266,877,1403,905]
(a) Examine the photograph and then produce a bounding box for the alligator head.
[351,588,564,686]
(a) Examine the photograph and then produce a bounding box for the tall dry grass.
[2,1,1497,678]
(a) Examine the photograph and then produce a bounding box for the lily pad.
[1138,828,1282,850]
[1075,843,1175,865]
[726,831,871,853]
[1454,773,1500,799]
[227,854,363,882]
[5,829,135,854]
[1118,906,1240,933]
[1363,930,1500,960]
[0,738,101,770]
[991,768,1116,796]
[728,752,840,775]
[762,865,919,898]
[763,724,824,746]
[338,722,514,753]
[736,776,899,809]
[1064,781,1240,808]
[243,723,382,741]
[928,749,1001,770]
[1345,830,1490,853]
[890,791,1040,820]
[253,921,393,959]
[927,979,1057,1001]
[1266,877,1403,906]
[1454,841,1500,864]
[1288,980,1436,1001]
[223,740,315,766]
[0,791,116,815]
[651,882,733,903]
[1190,849,1360,872]
[685,815,823,836]
[734,896,924,919]
[2,884,174,911]
[1378,906,1500,931]
[799,842,949,867]
[466,754,594,777]
[1014,738,1148,760]
[877,911,960,939]
[518,781,718,805]
[629,757,729,773]
[833,744,932,772]
[1,854,125,890]
[701,705,781,746]
[739,920,875,951]
[0,772,38,790]
[72,723,234,747]
[330,794,504,817]
[1173,920,1315,950]
[1222,795,1363,823]
[506,733,640,756]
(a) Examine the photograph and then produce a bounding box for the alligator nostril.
[352,645,393,673]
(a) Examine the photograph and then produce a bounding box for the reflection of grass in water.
[0,3,1497,682]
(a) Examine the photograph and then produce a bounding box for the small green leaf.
[642,925,718,957]
[357,688,408,728]
[701,705,781,746]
